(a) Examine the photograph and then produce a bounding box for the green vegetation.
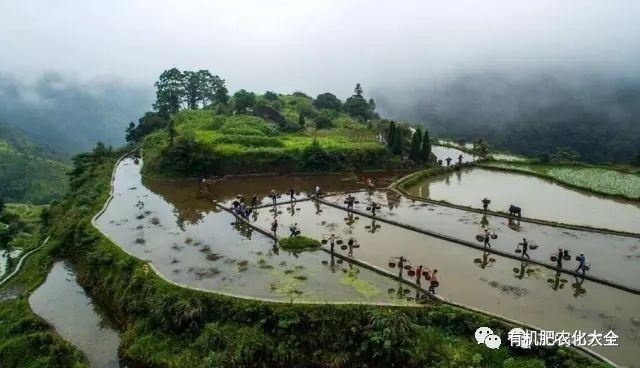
[0,122,70,203]
[278,236,321,252]
[0,200,87,367]
[480,161,640,200]
[124,69,438,177]
[37,147,605,367]
[394,166,451,191]
[1,203,47,276]
[339,268,380,298]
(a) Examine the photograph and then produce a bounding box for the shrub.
[212,135,284,148]
[278,236,321,252]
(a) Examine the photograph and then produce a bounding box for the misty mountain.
[374,73,640,163]
[0,72,153,155]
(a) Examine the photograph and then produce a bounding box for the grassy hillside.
[142,94,398,178]
[0,201,87,368]
[0,122,70,204]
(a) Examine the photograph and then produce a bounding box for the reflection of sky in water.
[431,145,477,164]
[95,159,421,304]
[324,191,640,290]
[406,167,640,234]
[94,158,640,366]
[255,197,640,364]
[30,261,120,368]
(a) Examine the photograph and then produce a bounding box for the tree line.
[385,121,432,163]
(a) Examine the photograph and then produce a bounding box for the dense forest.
[375,72,640,164]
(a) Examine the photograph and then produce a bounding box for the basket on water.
[550,255,558,262]
[321,239,328,245]
[403,265,412,270]
[366,206,372,210]
[341,245,348,250]
[337,240,343,245]
[475,235,485,242]
[388,262,396,268]
[563,255,571,261]
[491,234,498,239]
[321,260,328,265]
[515,248,522,253]
[354,201,360,204]
[352,244,360,248]
[407,270,416,277]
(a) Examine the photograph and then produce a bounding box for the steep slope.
[0,122,70,203]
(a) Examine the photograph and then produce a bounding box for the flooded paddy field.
[324,191,640,290]
[95,159,421,304]
[29,261,121,368]
[93,158,640,366]
[145,170,405,210]
[247,200,640,366]
[431,145,477,164]
[404,167,640,233]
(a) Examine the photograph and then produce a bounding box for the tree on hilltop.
[314,93,342,111]
[354,83,363,97]
[232,89,256,114]
[153,68,184,117]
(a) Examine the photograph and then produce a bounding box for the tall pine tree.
[386,121,396,148]
[392,128,403,155]
[409,128,423,162]
[421,130,432,163]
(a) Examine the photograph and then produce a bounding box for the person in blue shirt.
[575,253,587,275]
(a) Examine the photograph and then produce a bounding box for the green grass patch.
[480,162,640,199]
[278,236,321,252]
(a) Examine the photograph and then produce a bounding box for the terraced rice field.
[482,162,640,199]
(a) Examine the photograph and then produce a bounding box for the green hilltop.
[128,69,433,177]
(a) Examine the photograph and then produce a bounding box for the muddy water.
[405,167,640,233]
[29,261,121,368]
[248,201,640,367]
[431,145,477,164]
[95,159,421,304]
[323,191,640,289]
[144,171,404,213]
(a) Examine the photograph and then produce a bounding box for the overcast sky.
[1,0,639,97]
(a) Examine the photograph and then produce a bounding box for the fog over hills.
[0,72,152,155]
[373,72,640,163]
